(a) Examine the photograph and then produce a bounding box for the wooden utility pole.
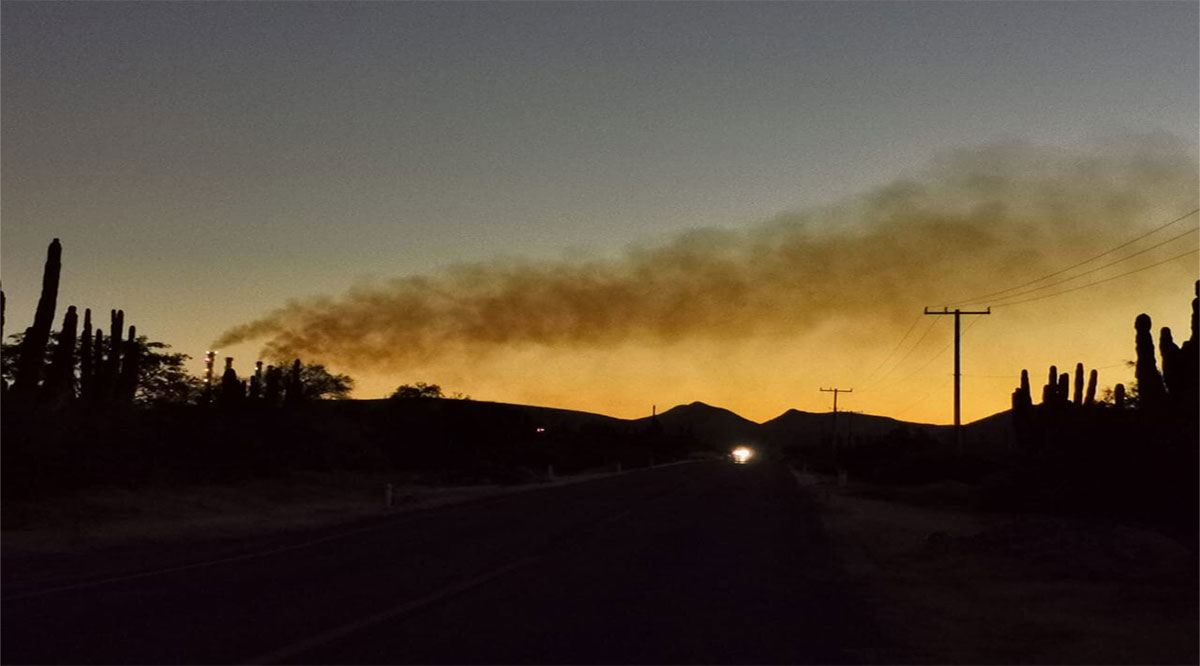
[923,307,990,454]
[820,387,852,468]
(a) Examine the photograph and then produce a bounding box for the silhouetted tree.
[131,339,201,405]
[3,332,198,406]
[290,362,354,400]
[267,359,352,403]
[390,382,444,399]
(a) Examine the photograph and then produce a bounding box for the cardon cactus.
[1072,363,1084,405]
[42,305,78,403]
[1114,383,1126,409]
[1170,280,1199,405]
[1159,327,1181,398]
[106,310,124,400]
[91,329,107,402]
[1011,369,1033,412]
[1042,365,1058,405]
[1085,369,1098,406]
[117,325,139,403]
[79,308,93,401]
[1134,313,1166,408]
[14,239,62,397]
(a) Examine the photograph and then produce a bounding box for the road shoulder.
[796,472,1198,664]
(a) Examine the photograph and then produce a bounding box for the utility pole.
[820,387,852,469]
[923,307,990,454]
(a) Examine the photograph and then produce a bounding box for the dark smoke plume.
[217,138,1197,372]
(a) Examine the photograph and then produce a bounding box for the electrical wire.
[963,226,1197,307]
[888,317,986,418]
[990,248,1198,308]
[940,207,1198,307]
[858,316,943,390]
[857,314,922,385]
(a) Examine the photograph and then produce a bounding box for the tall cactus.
[14,239,62,397]
[1189,279,1198,347]
[79,308,93,401]
[1134,313,1166,408]
[1114,383,1126,409]
[1159,327,1181,398]
[42,305,78,403]
[1011,369,1032,410]
[1072,363,1084,405]
[91,329,107,402]
[117,325,139,403]
[1170,280,1199,406]
[1,288,5,396]
[1057,372,1069,403]
[1042,365,1058,404]
[1084,369,1098,406]
[105,309,124,401]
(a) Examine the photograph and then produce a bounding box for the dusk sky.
[3,1,1197,424]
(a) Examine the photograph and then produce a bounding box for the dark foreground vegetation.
[798,281,1199,550]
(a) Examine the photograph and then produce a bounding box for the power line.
[872,317,983,393]
[940,207,1199,307]
[885,316,986,433]
[991,248,1199,308]
[975,226,1197,306]
[858,314,922,385]
[859,317,943,390]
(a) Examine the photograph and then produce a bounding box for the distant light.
[536,427,546,433]
[731,446,754,464]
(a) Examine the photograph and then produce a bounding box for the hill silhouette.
[629,401,761,450]
[391,397,1004,456]
[759,409,947,449]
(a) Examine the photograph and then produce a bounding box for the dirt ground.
[797,471,1199,665]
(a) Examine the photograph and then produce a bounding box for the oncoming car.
[730,446,755,464]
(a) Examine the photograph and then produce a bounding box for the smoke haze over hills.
[217,137,1198,421]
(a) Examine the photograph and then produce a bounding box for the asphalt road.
[2,461,884,665]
